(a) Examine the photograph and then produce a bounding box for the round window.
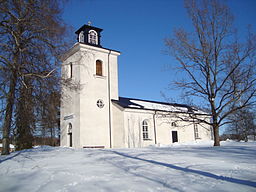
[96,99,104,108]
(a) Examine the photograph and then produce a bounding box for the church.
[60,24,213,148]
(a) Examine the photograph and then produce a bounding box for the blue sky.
[62,0,256,104]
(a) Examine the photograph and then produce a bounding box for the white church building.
[60,24,213,148]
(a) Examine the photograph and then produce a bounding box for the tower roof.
[75,24,103,47]
[75,24,103,35]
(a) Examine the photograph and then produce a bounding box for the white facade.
[60,25,213,149]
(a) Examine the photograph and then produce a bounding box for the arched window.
[68,123,72,133]
[194,124,199,139]
[69,62,73,79]
[79,31,84,43]
[142,120,149,140]
[171,122,177,127]
[96,60,103,76]
[88,30,97,45]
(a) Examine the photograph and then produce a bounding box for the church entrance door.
[68,133,72,147]
[172,131,178,143]
[68,123,72,147]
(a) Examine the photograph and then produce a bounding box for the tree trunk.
[213,121,220,146]
[212,114,220,146]
[1,73,17,155]
[213,125,220,146]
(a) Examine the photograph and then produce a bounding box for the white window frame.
[194,124,200,139]
[79,31,84,43]
[70,62,73,79]
[66,62,72,79]
[88,30,98,45]
[142,120,149,140]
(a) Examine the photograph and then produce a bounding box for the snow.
[129,99,207,114]
[0,143,15,149]
[0,141,255,192]
[130,99,188,112]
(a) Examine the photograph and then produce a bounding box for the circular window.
[97,99,104,108]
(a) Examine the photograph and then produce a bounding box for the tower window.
[142,120,149,140]
[96,99,104,108]
[68,62,73,79]
[79,31,84,43]
[88,30,97,45]
[96,60,103,76]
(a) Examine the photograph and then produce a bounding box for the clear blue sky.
[62,0,256,104]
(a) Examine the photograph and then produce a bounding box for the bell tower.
[75,23,103,47]
[60,23,120,148]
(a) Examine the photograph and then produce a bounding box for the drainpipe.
[108,50,112,148]
[153,111,157,144]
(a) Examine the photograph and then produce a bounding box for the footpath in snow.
[0,141,255,192]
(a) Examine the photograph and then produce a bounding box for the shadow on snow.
[110,150,256,188]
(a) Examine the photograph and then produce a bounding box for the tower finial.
[88,21,92,26]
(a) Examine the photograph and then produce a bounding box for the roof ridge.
[118,96,191,108]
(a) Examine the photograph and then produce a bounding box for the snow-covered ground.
[0,141,255,192]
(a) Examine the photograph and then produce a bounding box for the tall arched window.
[88,30,97,45]
[194,124,199,139]
[96,60,103,76]
[142,120,149,140]
[69,62,73,79]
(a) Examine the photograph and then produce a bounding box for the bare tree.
[226,108,255,141]
[15,79,35,150]
[0,0,70,154]
[165,0,256,146]
[37,88,60,145]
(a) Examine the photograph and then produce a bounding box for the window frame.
[142,120,149,140]
[96,99,104,108]
[171,122,177,127]
[79,31,84,43]
[67,62,72,79]
[194,124,200,139]
[88,30,98,45]
[96,60,103,76]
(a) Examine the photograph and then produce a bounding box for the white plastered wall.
[61,43,120,148]
[121,109,212,148]
[111,103,125,148]
[155,113,212,145]
[123,109,156,148]
[77,44,120,148]
[60,45,81,148]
